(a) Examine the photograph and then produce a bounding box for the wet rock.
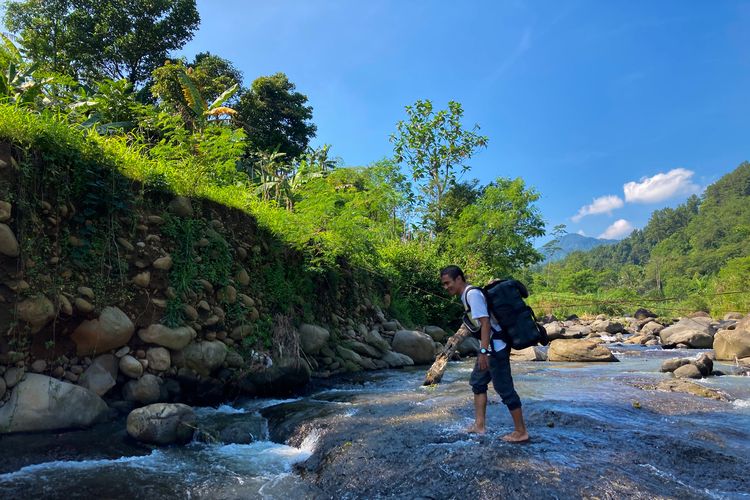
[17,295,55,333]
[548,339,618,362]
[655,379,726,400]
[71,307,135,356]
[126,403,196,445]
[138,324,195,350]
[0,374,108,433]
[299,324,330,355]
[673,363,702,379]
[660,358,691,373]
[391,330,436,365]
[0,223,19,257]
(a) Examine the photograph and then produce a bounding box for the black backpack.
[463,280,549,350]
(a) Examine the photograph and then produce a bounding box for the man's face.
[441,274,463,296]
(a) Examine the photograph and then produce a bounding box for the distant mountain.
[539,233,617,262]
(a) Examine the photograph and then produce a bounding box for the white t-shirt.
[461,286,507,352]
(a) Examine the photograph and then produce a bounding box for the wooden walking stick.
[422,323,472,385]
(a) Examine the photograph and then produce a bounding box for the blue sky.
[9,1,750,242]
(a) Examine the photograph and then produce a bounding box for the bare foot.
[501,430,529,443]
[464,424,486,434]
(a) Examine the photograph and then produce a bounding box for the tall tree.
[390,99,488,233]
[235,72,317,160]
[3,0,200,85]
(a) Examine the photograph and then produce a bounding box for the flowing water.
[1,345,749,499]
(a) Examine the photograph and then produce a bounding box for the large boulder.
[547,339,618,362]
[391,330,436,365]
[78,354,118,396]
[590,319,624,334]
[0,374,108,433]
[71,306,135,356]
[174,341,227,376]
[126,403,196,445]
[458,336,480,356]
[238,358,311,397]
[659,317,716,348]
[342,340,382,359]
[714,329,750,361]
[298,324,330,355]
[138,324,195,350]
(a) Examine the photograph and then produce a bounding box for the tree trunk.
[422,323,472,386]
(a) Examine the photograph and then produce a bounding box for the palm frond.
[176,69,206,117]
[208,83,239,110]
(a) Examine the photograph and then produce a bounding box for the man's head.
[440,265,467,296]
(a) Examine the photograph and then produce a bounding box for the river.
[1,344,749,499]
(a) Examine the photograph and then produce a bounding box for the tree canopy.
[235,72,317,160]
[3,0,200,85]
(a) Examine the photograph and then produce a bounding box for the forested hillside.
[530,162,750,316]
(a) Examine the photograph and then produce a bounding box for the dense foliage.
[531,163,750,317]
[0,12,548,327]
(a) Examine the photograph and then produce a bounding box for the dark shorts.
[469,348,522,411]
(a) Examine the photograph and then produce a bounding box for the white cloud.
[577,229,586,236]
[623,168,701,203]
[571,195,624,222]
[598,219,634,239]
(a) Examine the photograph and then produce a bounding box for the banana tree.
[0,33,48,106]
[176,68,238,130]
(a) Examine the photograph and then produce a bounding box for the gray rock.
[0,201,11,222]
[168,196,193,217]
[0,223,19,257]
[3,366,24,388]
[152,256,173,270]
[138,324,195,350]
[458,336,480,356]
[363,329,390,353]
[123,373,162,404]
[238,358,311,396]
[31,360,47,373]
[17,295,55,333]
[391,330,436,365]
[71,306,135,356]
[423,326,449,343]
[673,363,703,379]
[0,377,5,399]
[78,354,118,396]
[660,358,691,373]
[0,374,107,433]
[126,403,196,445]
[175,341,227,376]
[146,347,171,372]
[714,316,750,360]
[381,351,414,368]
[342,340,382,359]
[547,339,618,362]
[659,317,716,347]
[119,355,144,379]
[511,346,547,361]
[298,324,330,355]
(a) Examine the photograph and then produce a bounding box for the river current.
[1,344,749,499]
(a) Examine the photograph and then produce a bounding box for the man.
[440,265,529,443]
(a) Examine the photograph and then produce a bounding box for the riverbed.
[1,345,749,499]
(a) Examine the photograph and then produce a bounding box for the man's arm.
[478,316,491,370]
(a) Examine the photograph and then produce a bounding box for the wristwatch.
[479,347,490,355]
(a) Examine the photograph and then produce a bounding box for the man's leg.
[489,349,529,443]
[468,359,491,434]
